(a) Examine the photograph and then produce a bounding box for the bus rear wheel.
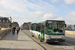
[32,35,34,37]
[31,33,34,37]
[38,35,40,39]
[39,36,43,42]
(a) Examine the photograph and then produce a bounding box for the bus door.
[41,23,44,40]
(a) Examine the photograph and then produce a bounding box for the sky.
[0,0,75,26]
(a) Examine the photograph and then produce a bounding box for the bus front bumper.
[46,39,65,42]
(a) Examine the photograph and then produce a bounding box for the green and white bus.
[30,20,65,43]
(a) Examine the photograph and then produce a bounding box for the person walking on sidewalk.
[16,27,20,34]
[12,26,16,35]
[0,26,1,30]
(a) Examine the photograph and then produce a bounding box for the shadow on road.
[47,42,67,46]
[0,48,37,50]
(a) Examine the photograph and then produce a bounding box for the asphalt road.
[22,30,75,50]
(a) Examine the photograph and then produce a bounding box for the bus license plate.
[51,36,62,39]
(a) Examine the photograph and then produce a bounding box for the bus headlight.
[46,36,50,39]
[62,36,65,39]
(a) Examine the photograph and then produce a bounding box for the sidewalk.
[66,34,75,38]
[0,31,43,50]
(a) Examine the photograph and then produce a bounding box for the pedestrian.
[16,27,20,34]
[12,26,16,35]
[0,26,1,30]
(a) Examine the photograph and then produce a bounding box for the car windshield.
[47,21,65,34]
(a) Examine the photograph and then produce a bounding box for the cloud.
[0,0,29,14]
[0,0,58,26]
[51,0,60,2]
[71,11,75,16]
[26,12,63,22]
[43,14,57,20]
[64,0,75,4]
[0,0,55,16]
[65,11,75,24]
[26,11,44,22]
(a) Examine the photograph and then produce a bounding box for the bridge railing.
[0,28,11,39]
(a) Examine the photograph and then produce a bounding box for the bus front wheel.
[44,39,47,43]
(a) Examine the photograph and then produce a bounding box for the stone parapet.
[0,29,11,39]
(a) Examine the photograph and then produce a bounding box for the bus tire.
[38,35,40,39]
[31,33,34,37]
[32,35,34,37]
[44,39,47,43]
[44,36,47,43]
[40,36,43,42]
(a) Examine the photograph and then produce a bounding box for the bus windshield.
[47,21,65,34]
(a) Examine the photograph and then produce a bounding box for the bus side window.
[31,24,33,30]
[36,24,38,31]
[41,23,44,33]
[36,23,41,32]
[33,24,36,30]
[38,23,41,32]
[31,25,32,30]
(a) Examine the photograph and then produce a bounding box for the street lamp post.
[9,16,12,28]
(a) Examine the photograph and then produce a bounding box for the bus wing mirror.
[45,24,48,26]
[65,24,66,27]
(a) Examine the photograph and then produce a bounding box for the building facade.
[22,23,28,30]
[0,17,11,28]
[22,22,31,30]
[65,25,75,31]
[12,22,19,27]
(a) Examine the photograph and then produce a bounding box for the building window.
[7,20,8,22]
[0,20,1,22]
[5,23,8,28]
[3,20,5,22]
[0,23,1,25]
